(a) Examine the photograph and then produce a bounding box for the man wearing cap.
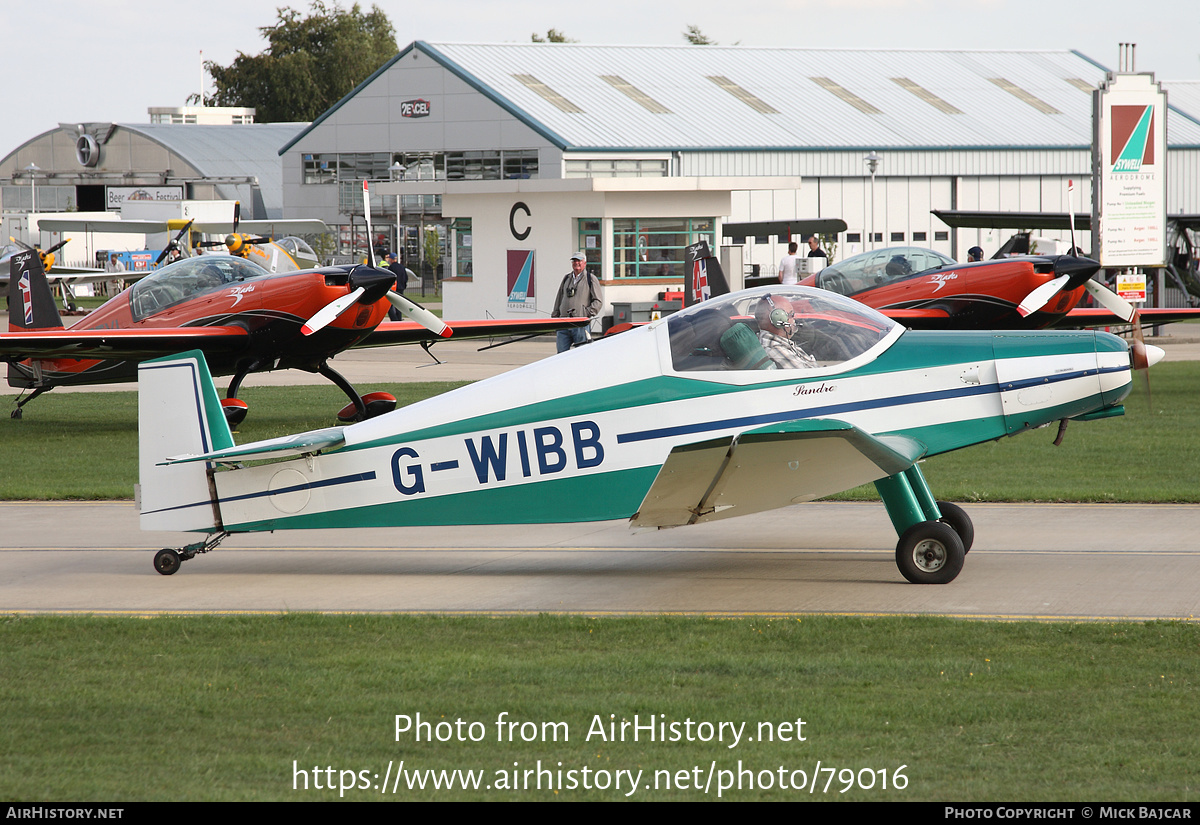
[967,246,985,262]
[552,252,603,352]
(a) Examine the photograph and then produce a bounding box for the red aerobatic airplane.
[798,245,1200,339]
[3,184,582,423]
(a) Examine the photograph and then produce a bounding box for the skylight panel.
[810,77,882,115]
[890,77,963,115]
[600,75,672,114]
[707,75,779,114]
[988,77,1062,114]
[513,74,584,113]
[1065,77,1095,92]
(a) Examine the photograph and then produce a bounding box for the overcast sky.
[3,0,1196,159]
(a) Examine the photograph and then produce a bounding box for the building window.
[565,158,669,178]
[303,153,338,185]
[846,233,862,243]
[453,219,472,280]
[577,219,602,274]
[611,217,714,279]
[934,231,949,241]
[891,232,905,243]
[913,231,927,242]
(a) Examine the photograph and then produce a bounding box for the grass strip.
[2,613,1198,801]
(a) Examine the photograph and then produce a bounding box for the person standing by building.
[778,242,802,285]
[552,252,602,352]
[807,235,827,260]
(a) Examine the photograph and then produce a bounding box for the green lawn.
[3,614,1198,801]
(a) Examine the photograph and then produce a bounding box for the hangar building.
[0,114,303,267]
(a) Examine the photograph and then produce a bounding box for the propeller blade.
[154,219,195,265]
[361,180,376,269]
[43,238,69,256]
[386,291,452,338]
[1082,279,1138,324]
[1017,274,1070,317]
[302,287,365,336]
[232,202,241,235]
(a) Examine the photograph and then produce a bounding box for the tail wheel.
[895,521,965,584]
[153,549,182,576]
[935,501,974,554]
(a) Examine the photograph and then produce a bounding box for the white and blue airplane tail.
[137,350,235,533]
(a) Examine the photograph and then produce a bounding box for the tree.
[683,25,715,45]
[531,29,576,43]
[204,2,397,123]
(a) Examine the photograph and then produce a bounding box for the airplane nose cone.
[1144,344,1166,368]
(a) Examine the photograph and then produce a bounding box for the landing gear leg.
[874,465,968,583]
[152,531,231,576]
[222,360,266,427]
[320,360,396,422]
[11,386,51,419]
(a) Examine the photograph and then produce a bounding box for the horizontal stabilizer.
[165,427,346,465]
[632,419,926,528]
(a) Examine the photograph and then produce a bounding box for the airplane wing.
[357,317,588,347]
[1060,307,1200,326]
[0,327,250,360]
[878,307,952,324]
[36,218,330,236]
[631,418,926,528]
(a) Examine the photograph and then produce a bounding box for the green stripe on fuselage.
[220,465,662,532]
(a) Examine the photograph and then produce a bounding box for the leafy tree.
[203,2,397,122]
[683,25,715,45]
[531,29,576,43]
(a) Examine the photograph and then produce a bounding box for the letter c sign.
[509,202,531,241]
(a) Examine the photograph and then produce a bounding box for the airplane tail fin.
[684,239,730,307]
[137,350,234,533]
[8,248,64,332]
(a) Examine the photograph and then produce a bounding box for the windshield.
[129,256,270,320]
[666,286,897,373]
[816,246,956,296]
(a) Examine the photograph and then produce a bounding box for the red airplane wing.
[0,326,250,360]
[878,307,953,322]
[1060,307,1200,327]
[358,317,587,347]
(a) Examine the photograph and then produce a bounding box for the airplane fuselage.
[151,298,1133,534]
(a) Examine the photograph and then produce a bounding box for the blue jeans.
[556,325,590,353]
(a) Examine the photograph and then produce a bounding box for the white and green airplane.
[138,285,1159,584]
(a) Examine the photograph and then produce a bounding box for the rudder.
[137,350,234,533]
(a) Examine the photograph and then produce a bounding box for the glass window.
[665,286,896,373]
[454,219,472,279]
[565,158,668,178]
[128,257,270,321]
[577,219,602,273]
[815,246,956,296]
[612,217,714,279]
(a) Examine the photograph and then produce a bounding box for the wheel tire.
[936,501,974,554]
[895,521,964,584]
[154,549,182,576]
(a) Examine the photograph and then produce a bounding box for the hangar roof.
[116,122,306,214]
[286,42,1200,154]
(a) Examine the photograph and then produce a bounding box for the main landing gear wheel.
[154,549,182,576]
[895,521,965,584]
[935,501,974,554]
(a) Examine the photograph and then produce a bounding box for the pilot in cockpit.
[755,294,817,369]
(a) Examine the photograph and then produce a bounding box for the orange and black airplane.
[3,246,581,423]
[798,245,1200,332]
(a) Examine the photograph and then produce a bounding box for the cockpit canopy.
[815,246,957,297]
[129,256,270,321]
[666,286,897,373]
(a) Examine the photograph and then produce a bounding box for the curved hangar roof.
[288,42,1200,153]
[2,122,306,218]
